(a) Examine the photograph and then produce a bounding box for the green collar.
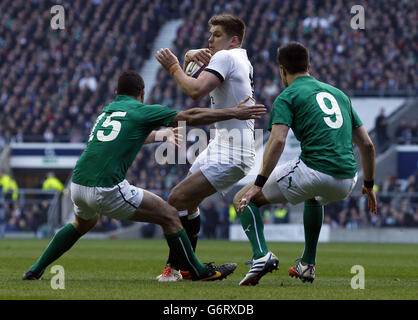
[115,94,138,101]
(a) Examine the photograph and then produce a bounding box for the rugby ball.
[185,61,206,78]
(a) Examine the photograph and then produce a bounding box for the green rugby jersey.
[72,95,179,187]
[268,76,362,178]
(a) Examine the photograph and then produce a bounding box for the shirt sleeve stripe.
[204,68,224,82]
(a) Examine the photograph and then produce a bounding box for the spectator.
[395,119,409,144]
[379,204,393,227]
[78,71,98,92]
[24,208,39,233]
[0,171,19,201]
[413,207,418,227]
[217,200,230,239]
[201,199,219,239]
[273,204,290,224]
[5,216,20,232]
[42,172,64,194]
[410,120,418,144]
[375,108,389,153]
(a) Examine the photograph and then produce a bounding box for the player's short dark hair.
[117,70,144,97]
[209,14,246,45]
[277,42,310,74]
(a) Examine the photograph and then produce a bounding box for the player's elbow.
[361,140,375,154]
[272,137,286,149]
[188,83,208,100]
[189,89,204,100]
[357,138,375,158]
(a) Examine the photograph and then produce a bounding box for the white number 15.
[88,111,127,142]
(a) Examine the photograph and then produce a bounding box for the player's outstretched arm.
[353,125,377,214]
[239,124,289,212]
[155,48,220,100]
[168,97,266,127]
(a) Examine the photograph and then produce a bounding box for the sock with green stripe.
[301,199,323,265]
[164,229,207,278]
[30,223,82,275]
[237,202,269,260]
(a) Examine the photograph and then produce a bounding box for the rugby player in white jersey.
[155,14,276,282]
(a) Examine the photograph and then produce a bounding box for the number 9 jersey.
[268,76,363,179]
[72,95,179,187]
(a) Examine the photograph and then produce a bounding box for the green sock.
[301,199,323,265]
[30,223,81,274]
[165,229,206,277]
[237,202,269,260]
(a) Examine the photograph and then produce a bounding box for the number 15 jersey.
[268,76,363,179]
[72,95,178,187]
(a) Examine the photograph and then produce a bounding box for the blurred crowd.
[375,108,418,153]
[1,0,417,235]
[0,0,179,146]
[0,201,49,236]
[0,0,416,146]
[148,0,417,126]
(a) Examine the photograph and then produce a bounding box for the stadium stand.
[0,0,417,235]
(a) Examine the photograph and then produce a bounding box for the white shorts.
[189,141,252,194]
[70,180,144,221]
[262,158,358,206]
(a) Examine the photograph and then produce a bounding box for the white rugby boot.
[157,265,183,282]
[289,259,315,283]
[239,251,279,286]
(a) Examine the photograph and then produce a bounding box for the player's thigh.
[130,189,179,227]
[262,165,291,205]
[97,180,145,220]
[168,170,217,210]
[315,173,358,205]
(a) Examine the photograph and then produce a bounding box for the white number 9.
[316,92,343,129]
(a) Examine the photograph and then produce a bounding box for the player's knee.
[72,214,98,235]
[162,205,182,229]
[168,189,187,211]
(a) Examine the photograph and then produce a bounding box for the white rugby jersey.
[204,48,256,169]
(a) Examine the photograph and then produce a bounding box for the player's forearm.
[172,67,203,100]
[353,126,376,182]
[259,137,285,178]
[359,143,375,181]
[182,107,237,126]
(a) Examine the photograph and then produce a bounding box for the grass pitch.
[0,239,417,300]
